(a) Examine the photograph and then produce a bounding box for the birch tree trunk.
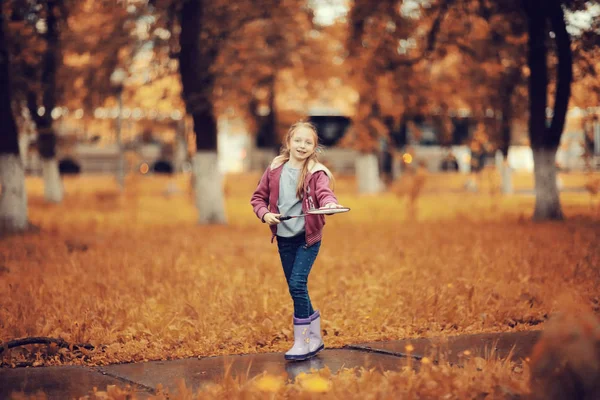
[356,153,382,194]
[178,0,227,224]
[532,148,562,220]
[0,155,28,234]
[192,152,227,224]
[23,0,63,203]
[0,0,29,235]
[496,151,513,194]
[500,160,513,195]
[41,158,63,203]
[524,0,571,220]
[497,65,521,196]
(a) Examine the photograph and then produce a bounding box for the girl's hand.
[321,203,344,209]
[263,212,281,225]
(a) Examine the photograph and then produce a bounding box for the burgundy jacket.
[250,157,338,247]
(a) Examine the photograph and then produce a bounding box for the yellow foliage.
[1,172,599,373]
[254,374,284,392]
[296,373,331,393]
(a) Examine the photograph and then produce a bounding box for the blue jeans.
[276,234,321,319]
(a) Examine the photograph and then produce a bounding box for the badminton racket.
[279,207,351,221]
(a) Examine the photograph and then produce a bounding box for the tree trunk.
[24,0,62,203]
[0,155,28,235]
[191,109,225,223]
[252,76,279,151]
[41,1,61,203]
[355,153,382,194]
[496,150,514,194]
[532,148,562,220]
[498,110,514,194]
[525,2,548,152]
[31,123,62,202]
[547,0,572,147]
[0,0,29,235]
[35,126,63,202]
[353,91,383,194]
[178,0,226,224]
[498,75,517,195]
[18,132,29,164]
[524,0,571,220]
[41,158,63,203]
[173,119,188,173]
[0,7,18,159]
[500,160,513,195]
[192,152,226,224]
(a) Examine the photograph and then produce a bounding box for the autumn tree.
[348,0,528,194]
[0,0,29,235]
[348,0,596,219]
[347,0,452,193]
[6,0,72,202]
[60,1,133,121]
[438,0,599,219]
[271,18,357,138]
[429,0,529,194]
[140,0,312,223]
[299,21,357,115]
[449,0,590,219]
[15,0,156,187]
[214,3,311,154]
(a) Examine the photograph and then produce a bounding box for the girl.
[250,121,344,361]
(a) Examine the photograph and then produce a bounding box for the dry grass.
[1,172,599,374]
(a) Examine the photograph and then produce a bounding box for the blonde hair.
[277,120,334,199]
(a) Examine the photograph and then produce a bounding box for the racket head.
[306,207,351,216]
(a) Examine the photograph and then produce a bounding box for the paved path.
[0,330,540,399]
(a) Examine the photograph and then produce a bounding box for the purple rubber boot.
[285,315,312,361]
[308,310,324,355]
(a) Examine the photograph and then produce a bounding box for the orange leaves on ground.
[0,173,599,371]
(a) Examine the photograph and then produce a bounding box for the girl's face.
[289,126,317,162]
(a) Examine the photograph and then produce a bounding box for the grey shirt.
[277,162,304,237]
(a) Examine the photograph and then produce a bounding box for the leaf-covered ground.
[1,172,599,370]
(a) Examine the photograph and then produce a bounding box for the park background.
[1,0,600,398]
